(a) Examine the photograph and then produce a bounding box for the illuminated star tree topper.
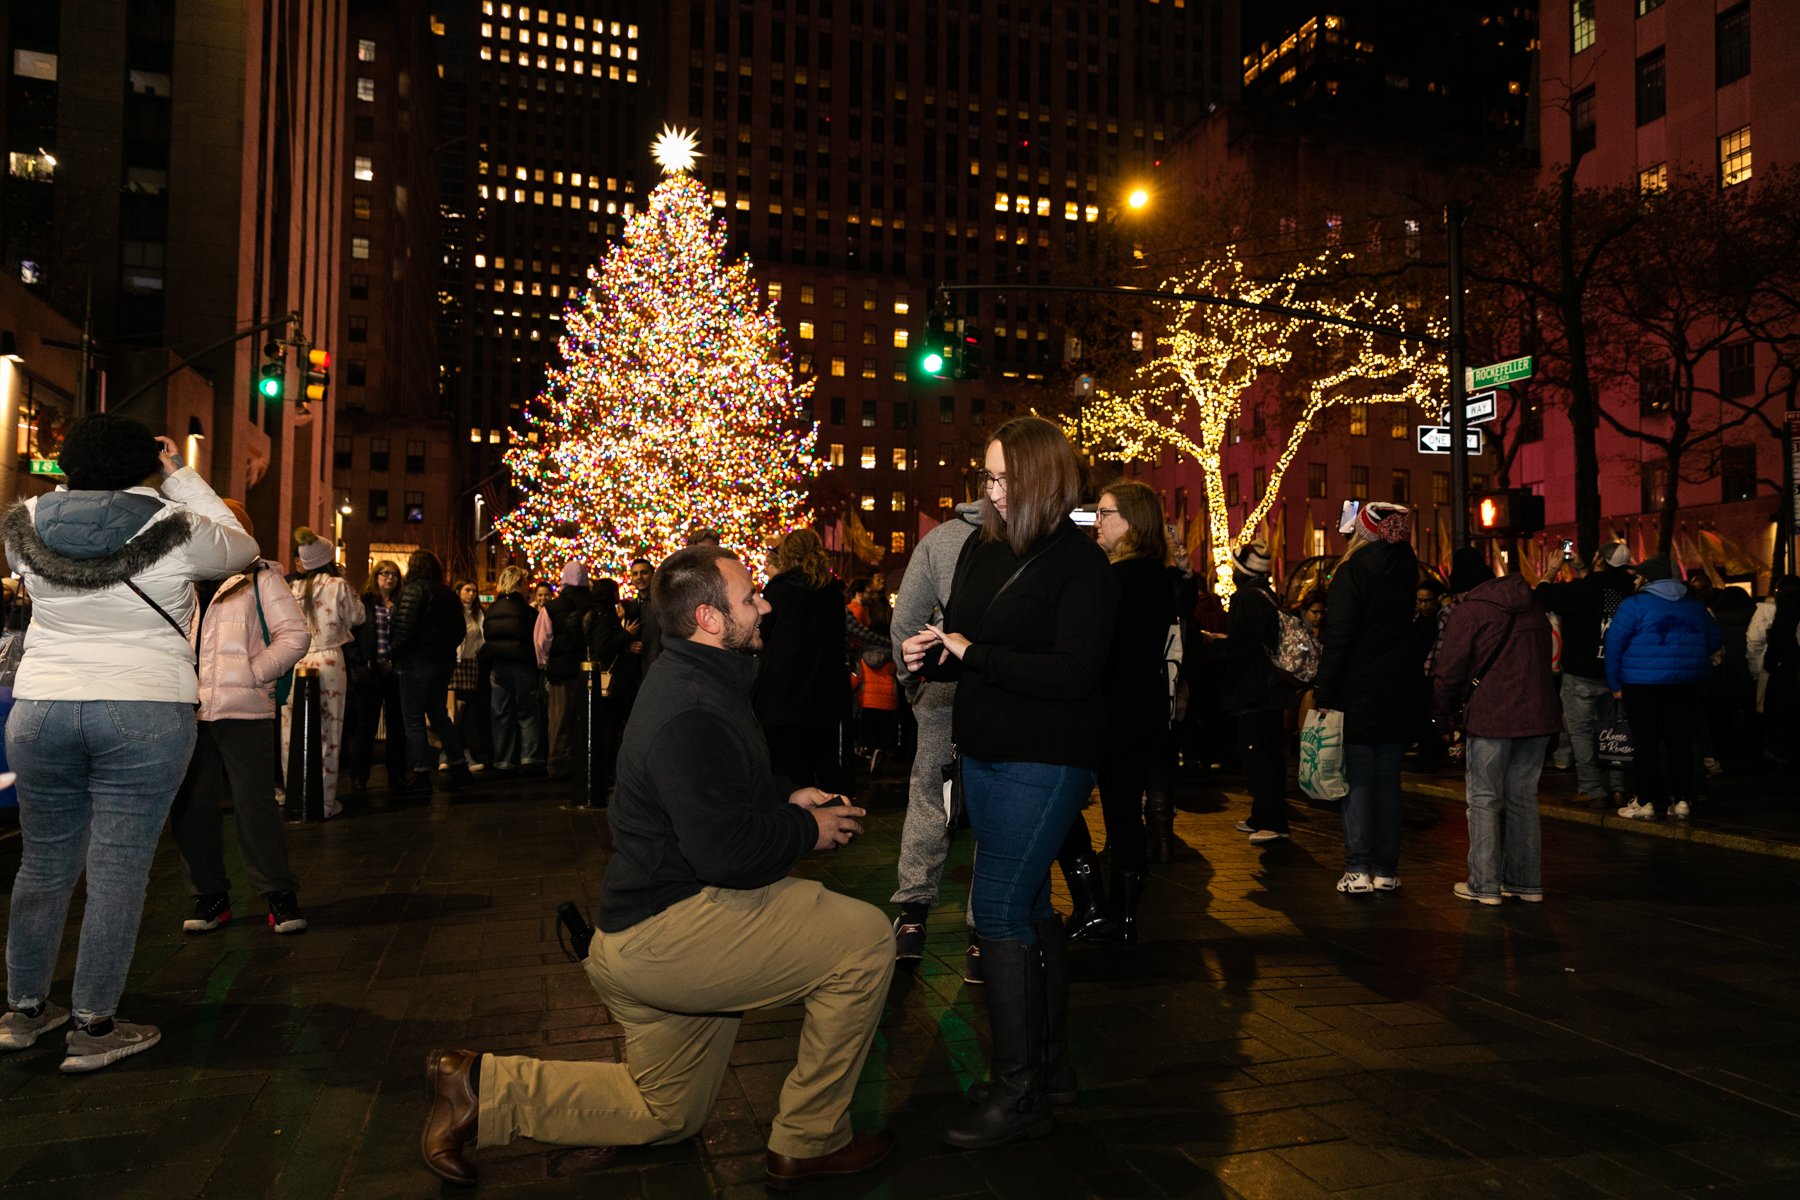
[495,144,817,582]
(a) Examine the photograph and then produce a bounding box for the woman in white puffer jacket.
[168,499,312,937]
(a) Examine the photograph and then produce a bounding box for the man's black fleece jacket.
[599,636,817,933]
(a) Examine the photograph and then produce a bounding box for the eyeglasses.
[977,470,1009,493]
[1095,507,1120,520]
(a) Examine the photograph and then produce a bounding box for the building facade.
[0,0,349,563]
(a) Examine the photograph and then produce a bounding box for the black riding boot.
[942,939,1054,1149]
[1113,868,1146,947]
[967,916,1078,1109]
[1145,787,1176,864]
[1060,851,1115,942]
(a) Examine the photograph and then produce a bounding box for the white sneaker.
[60,1019,160,1073]
[1669,800,1691,819]
[1371,875,1401,892]
[1615,799,1658,820]
[1248,829,1288,844]
[1454,881,1502,907]
[1336,872,1373,894]
[1501,890,1544,903]
[1234,819,1255,833]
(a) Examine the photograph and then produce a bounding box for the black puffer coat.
[1312,539,1422,744]
[391,579,464,665]
[481,592,537,668]
[752,571,848,728]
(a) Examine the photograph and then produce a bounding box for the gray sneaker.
[60,1019,160,1073]
[0,1003,70,1050]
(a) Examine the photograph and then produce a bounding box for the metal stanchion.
[284,666,326,823]
[567,661,606,809]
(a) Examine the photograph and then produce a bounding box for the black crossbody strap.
[126,579,188,640]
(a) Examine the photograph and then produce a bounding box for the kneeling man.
[422,546,894,1188]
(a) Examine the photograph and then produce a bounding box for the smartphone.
[1561,540,1574,560]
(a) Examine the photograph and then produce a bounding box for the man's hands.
[789,788,865,851]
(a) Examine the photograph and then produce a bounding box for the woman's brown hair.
[981,416,1085,555]
[771,527,833,589]
[1097,478,1167,564]
[406,549,445,588]
[364,558,403,598]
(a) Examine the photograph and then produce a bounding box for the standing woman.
[903,416,1118,1149]
[0,414,257,1070]
[391,550,470,792]
[452,581,492,770]
[345,559,406,792]
[483,566,544,774]
[753,528,850,790]
[1056,480,1176,944]
[281,529,366,818]
[1311,502,1421,895]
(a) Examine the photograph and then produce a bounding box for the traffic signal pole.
[1447,200,1469,550]
[116,310,301,408]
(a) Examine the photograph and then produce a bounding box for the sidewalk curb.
[1402,777,1800,863]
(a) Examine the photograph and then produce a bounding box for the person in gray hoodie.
[889,502,981,969]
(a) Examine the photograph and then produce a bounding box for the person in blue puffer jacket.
[1604,554,1722,821]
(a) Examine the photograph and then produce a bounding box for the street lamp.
[334,497,352,565]
[1127,187,1150,210]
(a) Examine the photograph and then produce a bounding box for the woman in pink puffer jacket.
[167,501,312,936]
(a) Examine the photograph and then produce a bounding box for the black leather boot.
[1113,869,1146,947]
[1145,787,1176,864]
[966,916,1078,1109]
[1060,852,1115,942]
[942,940,1053,1149]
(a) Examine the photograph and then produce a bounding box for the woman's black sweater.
[924,520,1119,768]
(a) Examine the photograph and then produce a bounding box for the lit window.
[860,494,876,512]
[1638,163,1668,196]
[892,448,907,471]
[798,320,814,340]
[893,329,909,348]
[830,357,846,377]
[357,38,376,62]
[1572,0,1595,54]
[891,531,907,553]
[354,156,373,182]
[891,491,906,513]
[768,281,783,304]
[356,76,375,102]
[893,294,909,315]
[1719,126,1751,187]
[861,446,876,469]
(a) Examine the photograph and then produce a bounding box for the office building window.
[1719,126,1752,187]
[405,440,426,472]
[1639,163,1668,197]
[830,356,846,377]
[1308,463,1328,499]
[369,438,390,471]
[1350,465,1369,500]
[1390,469,1411,504]
[1716,3,1750,86]
[893,329,909,348]
[405,492,425,523]
[1637,0,1665,14]
[348,315,368,343]
[333,436,352,470]
[1636,49,1665,125]
[827,443,844,467]
[1571,87,1596,157]
[356,76,375,102]
[1348,403,1367,437]
[1391,406,1409,439]
[861,399,876,427]
[1432,472,1450,506]
[892,448,907,470]
[829,397,844,424]
[347,359,366,387]
[1721,445,1756,502]
[1640,358,1673,415]
[939,396,955,423]
[893,401,908,430]
[353,195,372,219]
[1719,342,1755,399]
[351,236,371,259]
[1572,0,1596,54]
[1226,473,1239,506]
[860,446,876,469]
[797,320,814,339]
[369,489,389,522]
[890,490,906,512]
[860,494,875,512]
[1253,466,1267,503]
[357,38,376,62]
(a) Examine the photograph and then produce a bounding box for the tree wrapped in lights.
[1070,249,1445,599]
[497,132,817,580]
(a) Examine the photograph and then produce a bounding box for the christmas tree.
[496,128,817,580]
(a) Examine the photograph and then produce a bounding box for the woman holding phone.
[903,416,1118,1149]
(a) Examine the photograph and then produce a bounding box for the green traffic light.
[258,375,283,399]
[921,351,945,375]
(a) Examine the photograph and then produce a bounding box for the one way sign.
[1417,425,1484,455]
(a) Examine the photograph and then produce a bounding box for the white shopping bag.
[1298,708,1349,801]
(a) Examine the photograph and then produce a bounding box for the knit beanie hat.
[1233,540,1272,576]
[1354,501,1413,544]
[1448,547,1492,594]
[294,527,333,571]
[1632,553,1672,582]
[560,561,590,587]
[1600,541,1631,568]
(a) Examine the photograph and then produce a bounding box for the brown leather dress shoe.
[421,1049,481,1185]
[765,1128,896,1190]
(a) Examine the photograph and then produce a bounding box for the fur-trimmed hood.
[2,494,195,592]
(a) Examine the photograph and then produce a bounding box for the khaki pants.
[477,878,894,1159]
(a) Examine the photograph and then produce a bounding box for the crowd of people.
[3,412,1796,1190]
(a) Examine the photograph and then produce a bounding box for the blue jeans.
[6,699,198,1021]
[1464,735,1548,900]
[962,756,1096,943]
[398,657,465,772]
[488,662,544,769]
[1561,673,1624,797]
[1341,741,1406,876]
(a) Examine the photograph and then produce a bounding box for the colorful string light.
[496,169,819,581]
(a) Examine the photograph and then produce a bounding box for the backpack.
[1251,586,1319,687]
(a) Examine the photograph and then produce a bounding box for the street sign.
[28,458,63,477]
[1465,355,1534,391]
[1417,425,1484,455]
[1439,390,1499,426]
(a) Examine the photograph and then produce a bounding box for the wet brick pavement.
[2,766,1798,1199]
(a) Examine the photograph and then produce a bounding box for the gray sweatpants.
[891,681,957,907]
